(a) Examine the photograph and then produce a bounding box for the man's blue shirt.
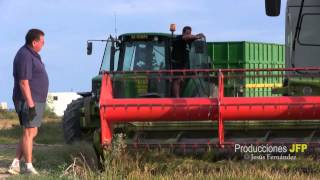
[13,45,49,102]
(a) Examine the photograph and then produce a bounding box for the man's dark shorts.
[13,101,45,128]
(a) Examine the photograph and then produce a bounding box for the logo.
[234,144,308,161]
[289,144,308,153]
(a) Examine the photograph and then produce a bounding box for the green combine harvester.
[62,0,320,154]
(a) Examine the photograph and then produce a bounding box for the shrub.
[0,109,17,119]
[44,105,58,119]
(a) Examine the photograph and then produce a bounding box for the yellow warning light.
[170,24,176,32]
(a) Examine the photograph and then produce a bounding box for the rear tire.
[62,98,84,144]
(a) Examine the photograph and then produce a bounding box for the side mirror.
[87,42,93,55]
[265,0,281,16]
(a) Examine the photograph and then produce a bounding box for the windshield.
[100,40,119,72]
[286,3,320,68]
[100,40,111,72]
[122,41,166,71]
[298,14,320,46]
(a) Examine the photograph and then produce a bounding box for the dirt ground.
[0,144,14,179]
[0,143,66,179]
[0,117,67,179]
[0,119,19,179]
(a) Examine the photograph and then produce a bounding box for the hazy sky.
[0,0,286,108]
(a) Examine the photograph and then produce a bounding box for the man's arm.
[182,33,206,41]
[19,80,35,108]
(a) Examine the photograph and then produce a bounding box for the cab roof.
[119,32,176,38]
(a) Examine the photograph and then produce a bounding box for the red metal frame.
[99,68,320,146]
[218,70,224,147]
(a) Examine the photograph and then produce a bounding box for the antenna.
[114,12,118,37]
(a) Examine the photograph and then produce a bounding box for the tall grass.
[59,135,320,180]
[1,116,319,179]
[3,138,320,180]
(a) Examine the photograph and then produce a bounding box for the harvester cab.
[88,31,211,99]
[95,33,209,71]
[266,0,320,96]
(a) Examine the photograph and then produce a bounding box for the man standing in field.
[8,29,49,175]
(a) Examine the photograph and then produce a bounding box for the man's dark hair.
[182,26,192,34]
[25,29,44,46]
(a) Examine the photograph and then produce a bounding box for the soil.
[0,143,63,179]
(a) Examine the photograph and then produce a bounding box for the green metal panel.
[207,41,285,97]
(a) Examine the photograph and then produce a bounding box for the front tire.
[62,98,84,144]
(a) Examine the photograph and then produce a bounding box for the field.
[0,110,320,180]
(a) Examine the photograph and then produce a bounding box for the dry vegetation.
[0,110,320,180]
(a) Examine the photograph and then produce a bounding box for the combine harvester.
[63,0,320,155]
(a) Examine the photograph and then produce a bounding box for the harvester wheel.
[62,98,84,144]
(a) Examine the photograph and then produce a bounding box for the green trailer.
[207,41,285,97]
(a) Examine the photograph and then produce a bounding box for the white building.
[0,102,8,110]
[47,92,81,116]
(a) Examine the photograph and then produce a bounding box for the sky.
[0,0,286,108]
